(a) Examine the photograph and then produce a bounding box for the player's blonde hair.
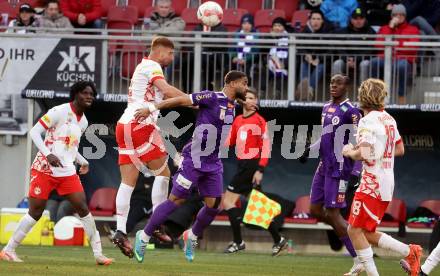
[151,36,174,50]
[358,78,388,110]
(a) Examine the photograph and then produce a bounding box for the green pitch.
[0,245,438,275]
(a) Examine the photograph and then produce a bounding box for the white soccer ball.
[197,1,223,27]
[308,0,322,7]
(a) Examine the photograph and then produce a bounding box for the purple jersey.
[181,91,235,172]
[319,99,362,178]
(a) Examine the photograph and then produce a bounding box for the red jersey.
[226,112,270,169]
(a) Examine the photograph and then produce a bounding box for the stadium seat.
[120,43,145,79]
[222,8,248,32]
[0,1,19,21]
[101,0,117,17]
[129,0,153,18]
[407,199,440,228]
[284,195,318,224]
[274,0,299,21]
[237,0,263,16]
[106,5,139,32]
[88,187,118,216]
[201,0,227,9]
[171,0,188,16]
[180,7,199,31]
[254,9,285,33]
[291,9,310,32]
[379,198,407,228]
[144,6,154,18]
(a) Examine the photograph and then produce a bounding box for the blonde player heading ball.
[112,37,187,258]
[342,79,422,276]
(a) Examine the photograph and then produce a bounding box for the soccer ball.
[308,0,322,7]
[197,1,223,27]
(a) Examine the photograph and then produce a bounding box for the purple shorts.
[171,161,223,199]
[310,162,347,209]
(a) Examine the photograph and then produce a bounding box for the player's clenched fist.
[46,154,63,168]
[342,143,354,157]
[79,164,89,175]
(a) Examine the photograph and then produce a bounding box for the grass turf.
[0,245,437,275]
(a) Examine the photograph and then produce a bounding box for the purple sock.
[191,206,219,237]
[340,236,357,257]
[144,200,178,236]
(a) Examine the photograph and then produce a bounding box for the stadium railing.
[1,27,440,105]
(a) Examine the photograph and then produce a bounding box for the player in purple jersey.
[131,71,249,262]
[306,74,364,275]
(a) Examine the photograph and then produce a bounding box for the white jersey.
[31,103,88,177]
[356,110,402,201]
[118,58,165,125]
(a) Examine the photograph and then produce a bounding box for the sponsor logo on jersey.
[42,115,51,125]
[328,107,336,113]
[196,93,212,101]
[341,105,348,112]
[151,70,163,76]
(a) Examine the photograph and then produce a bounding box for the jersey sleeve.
[347,107,361,130]
[190,91,215,107]
[146,62,165,84]
[38,106,63,129]
[357,117,383,160]
[258,118,270,169]
[394,125,402,145]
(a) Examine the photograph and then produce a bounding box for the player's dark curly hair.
[224,70,247,84]
[70,81,97,101]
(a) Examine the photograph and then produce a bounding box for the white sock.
[4,213,36,252]
[356,247,379,276]
[116,183,134,234]
[421,241,440,275]
[151,176,169,212]
[188,229,197,240]
[140,230,150,243]
[378,233,410,257]
[79,213,102,257]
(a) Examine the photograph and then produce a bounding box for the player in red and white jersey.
[343,79,421,276]
[112,36,187,257]
[0,81,112,265]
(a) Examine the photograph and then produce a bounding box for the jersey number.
[383,125,395,159]
[352,200,362,216]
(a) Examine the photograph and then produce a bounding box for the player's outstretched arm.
[134,95,193,121]
[154,78,187,99]
[76,152,89,175]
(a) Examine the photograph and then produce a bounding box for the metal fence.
[2,28,440,104]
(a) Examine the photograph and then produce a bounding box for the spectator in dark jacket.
[231,14,259,84]
[296,10,331,100]
[7,3,39,34]
[60,0,102,29]
[371,4,420,104]
[332,8,376,82]
[403,0,440,35]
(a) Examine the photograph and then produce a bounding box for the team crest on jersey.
[332,116,340,125]
[34,186,41,195]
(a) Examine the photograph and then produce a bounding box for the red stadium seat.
[274,0,299,21]
[254,9,285,33]
[407,199,440,228]
[379,198,407,228]
[0,1,19,21]
[222,8,248,32]
[284,195,318,224]
[88,187,118,216]
[180,7,199,31]
[106,5,139,31]
[171,0,188,16]
[201,0,227,9]
[101,0,117,17]
[120,43,145,79]
[129,0,153,18]
[237,0,263,16]
[291,9,310,32]
[144,6,154,18]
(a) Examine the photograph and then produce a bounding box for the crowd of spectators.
[2,0,439,101]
